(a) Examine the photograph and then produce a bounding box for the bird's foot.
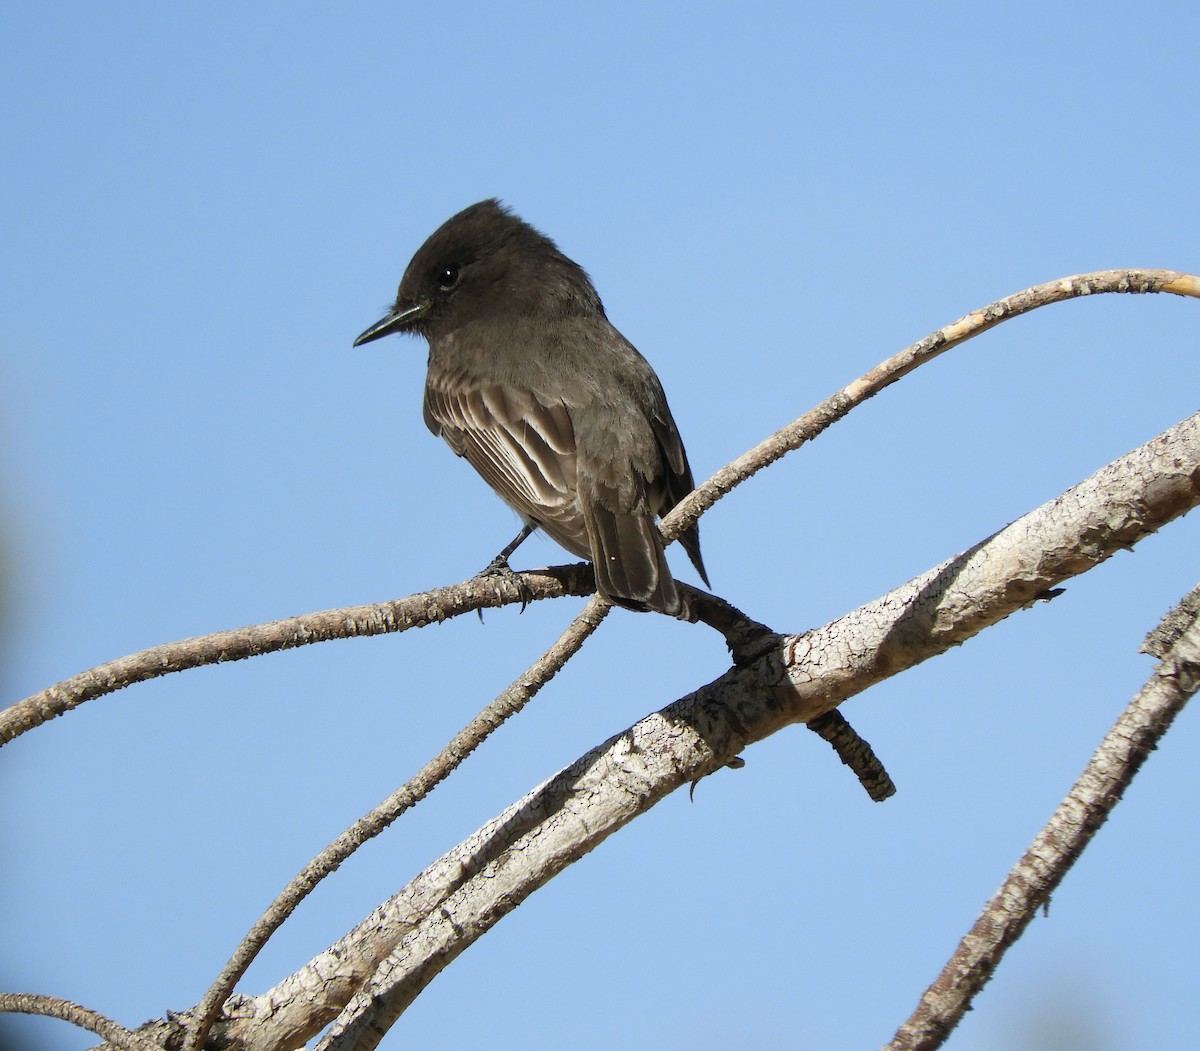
[474,557,533,615]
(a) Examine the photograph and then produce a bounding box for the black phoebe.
[353,199,708,615]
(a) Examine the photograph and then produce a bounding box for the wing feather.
[422,348,702,614]
[424,369,590,559]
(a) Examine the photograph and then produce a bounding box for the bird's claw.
[475,558,533,614]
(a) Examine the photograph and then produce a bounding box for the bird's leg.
[476,522,537,612]
[482,521,537,573]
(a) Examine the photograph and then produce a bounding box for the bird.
[353,199,708,615]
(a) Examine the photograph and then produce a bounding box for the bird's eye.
[437,266,461,291]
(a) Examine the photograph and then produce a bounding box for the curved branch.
[0,991,163,1051]
[660,268,1200,542]
[885,589,1200,1051]
[218,412,1199,1051]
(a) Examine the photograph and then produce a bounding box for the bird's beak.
[352,302,427,346]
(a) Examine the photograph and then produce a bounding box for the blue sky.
[3,4,1198,1049]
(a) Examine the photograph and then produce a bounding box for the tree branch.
[181,513,883,1051]
[0,992,163,1051]
[660,268,1199,543]
[0,565,595,746]
[884,588,1200,1051]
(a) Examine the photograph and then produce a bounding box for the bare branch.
[884,590,1200,1051]
[660,268,1200,543]
[0,564,595,746]
[0,992,163,1051]
[217,413,1198,1051]
[181,597,611,1051]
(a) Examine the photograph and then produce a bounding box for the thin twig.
[660,269,1200,543]
[677,583,780,661]
[885,594,1200,1051]
[0,565,595,746]
[0,992,163,1051]
[182,597,611,1051]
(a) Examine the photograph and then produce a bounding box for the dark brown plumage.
[354,199,707,614]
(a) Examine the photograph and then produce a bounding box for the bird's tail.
[587,505,683,616]
[676,523,709,589]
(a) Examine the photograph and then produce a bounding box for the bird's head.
[353,199,600,347]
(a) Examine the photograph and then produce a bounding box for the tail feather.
[586,504,681,615]
[676,523,709,589]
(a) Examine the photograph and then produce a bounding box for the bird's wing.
[423,371,592,560]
